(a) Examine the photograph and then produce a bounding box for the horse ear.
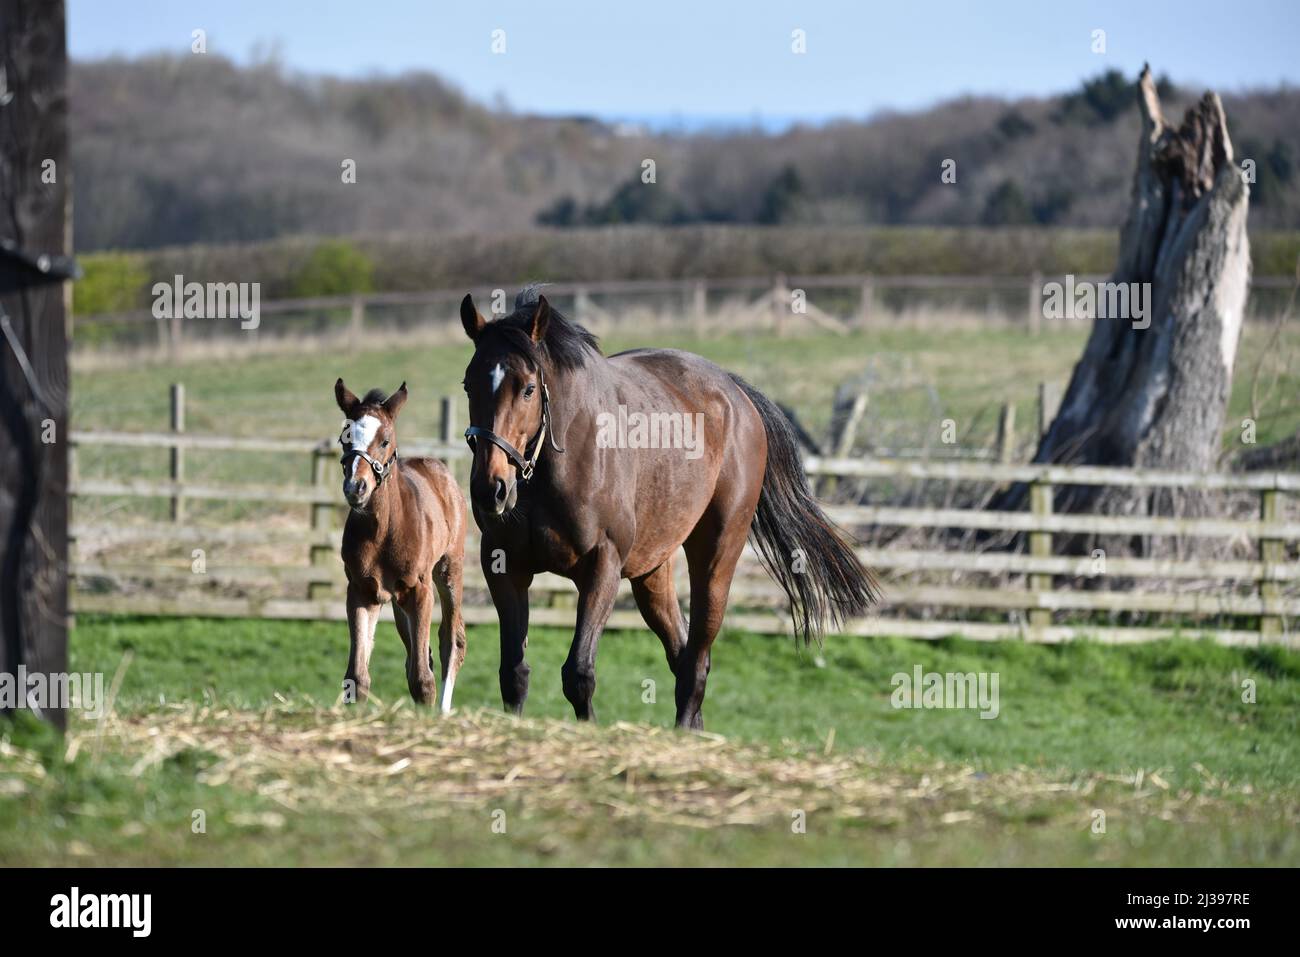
[383,382,408,418]
[335,378,360,416]
[460,294,485,341]
[529,295,551,344]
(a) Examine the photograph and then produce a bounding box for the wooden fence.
[67,406,1299,648]
[75,272,1297,359]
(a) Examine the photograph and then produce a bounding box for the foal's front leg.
[562,545,622,721]
[344,585,381,703]
[396,582,438,706]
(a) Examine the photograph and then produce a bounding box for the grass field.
[71,319,1300,457]
[3,615,1298,866]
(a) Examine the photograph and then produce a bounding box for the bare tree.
[997,66,1251,545]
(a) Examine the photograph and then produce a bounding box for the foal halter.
[338,431,396,486]
[464,371,564,482]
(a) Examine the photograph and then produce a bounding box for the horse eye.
[381,440,389,448]
[524,383,536,398]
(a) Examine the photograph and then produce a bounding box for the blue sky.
[69,0,1300,128]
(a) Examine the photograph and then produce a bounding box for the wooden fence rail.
[67,422,1299,647]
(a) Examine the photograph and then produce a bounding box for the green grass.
[65,615,1300,794]
[71,324,1092,439]
[3,615,1298,866]
[71,320,1300,485]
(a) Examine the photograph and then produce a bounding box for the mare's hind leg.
[677,495,759,730]
[395,582,438,706]
[433,552,467,714]
[630,557,688,679]
[344,585,381,703]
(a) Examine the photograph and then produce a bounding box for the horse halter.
[338,431,395,486]
[464,369,564,482]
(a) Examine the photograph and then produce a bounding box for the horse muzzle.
[473,473,517,516]
[343,476,371,510]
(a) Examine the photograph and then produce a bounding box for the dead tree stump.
[996,66,1251,557]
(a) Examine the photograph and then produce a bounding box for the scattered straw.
[32,703,1287,833]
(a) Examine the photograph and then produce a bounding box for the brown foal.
[334,379,468,711]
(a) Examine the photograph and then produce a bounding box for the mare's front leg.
[395,581,438,706]
[562,543,622,721]
[484,551,533,715]
[344,584,381,704]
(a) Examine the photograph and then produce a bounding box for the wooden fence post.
[772,273,788,336]
[439,395,455,442]
[1259,489,1282,641]
[169,383,185,522]
[1027,272,1042,335]
[348,295,365,347]
[1028,480,1054,634]
[169,311,183,361]
[309,446,336,601]
[820,392,869,498]
[857,277,874,328]
[692,280,707,319]
[574,286,591,324]
[1037,381,1060,441]
[438,395,455,472]
[997,402,1017,463]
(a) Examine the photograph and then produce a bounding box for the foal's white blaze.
[489,363,505,394]
[344,414,383,481]
[348,414,383,450]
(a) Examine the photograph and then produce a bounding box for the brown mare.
[460,287,878,728]
[333,379,469,712]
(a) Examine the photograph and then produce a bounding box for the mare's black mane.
[477,284,601,372]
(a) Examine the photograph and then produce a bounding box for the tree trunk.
[0,0,71,729]
[995,66,1251,552]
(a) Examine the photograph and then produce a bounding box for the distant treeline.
[74,226,1300,316]
[71,56,1300,252]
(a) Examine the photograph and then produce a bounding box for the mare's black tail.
[731,374,880,645]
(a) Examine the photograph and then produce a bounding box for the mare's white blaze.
[490,363,505,394]
[439,672,456,714]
